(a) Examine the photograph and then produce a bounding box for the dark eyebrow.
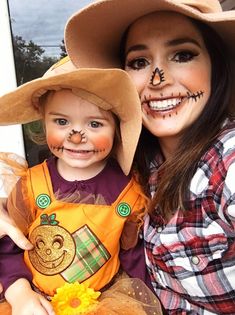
[125,44,147,56]
[125,37,201,56]
[166,37,202,48]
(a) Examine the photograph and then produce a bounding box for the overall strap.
[28,160,54,209]
[114,177,147,216]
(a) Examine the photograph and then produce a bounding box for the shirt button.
[191,256,200,265]
[157,226,163,233]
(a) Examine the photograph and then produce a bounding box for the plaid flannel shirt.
[144,121,235,315]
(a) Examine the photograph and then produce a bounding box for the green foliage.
[12,34,61,165]
[13,35,60,85]
[60,39,67,58]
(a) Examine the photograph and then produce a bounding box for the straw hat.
[65,0,235,68]
[0,57,142,175]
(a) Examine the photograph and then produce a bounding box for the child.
[0,57,161,315]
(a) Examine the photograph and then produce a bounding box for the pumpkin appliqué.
[28,214,76,275]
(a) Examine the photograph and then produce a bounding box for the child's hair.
[27,88,121,160]
[130,18,233,217]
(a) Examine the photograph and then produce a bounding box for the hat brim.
[65,0,235,68]
[0,67,142,175]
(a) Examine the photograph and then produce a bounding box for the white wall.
[0,0,25,196]
[0,0,25,156]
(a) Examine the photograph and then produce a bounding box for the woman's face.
[124,11,211,151]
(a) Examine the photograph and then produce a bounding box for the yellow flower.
[51,282,101,315]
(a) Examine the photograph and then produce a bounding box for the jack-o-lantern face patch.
[28,214,76,275]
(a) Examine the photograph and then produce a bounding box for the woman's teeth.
[149,98,182,111]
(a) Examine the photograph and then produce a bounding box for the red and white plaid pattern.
[144,120,235,314]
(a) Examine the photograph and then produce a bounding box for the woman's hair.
[121,17,233,217]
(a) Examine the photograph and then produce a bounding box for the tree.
[60,39,67,58]
[12,35,59,85]
[12,35,59,166]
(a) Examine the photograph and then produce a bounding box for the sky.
[8,0,93,57]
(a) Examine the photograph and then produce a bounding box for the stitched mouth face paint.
[47,134,64,152]
[67,129,86,144]
[143,90,204,114]
[150,67,165,86]
[143,93,183,114]
[187,90,204,102]
[50,145,64,152]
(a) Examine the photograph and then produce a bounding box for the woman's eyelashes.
[125,57,149,70]
[125,50,199,70]
[172,50,199,63]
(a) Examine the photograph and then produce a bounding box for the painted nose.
[150,67,165,86]
[67,129,85,144]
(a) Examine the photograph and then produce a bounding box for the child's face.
[124,11,211,152]
[44,89,116,178]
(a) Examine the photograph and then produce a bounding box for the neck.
[56,159,107,181]
[158,136,180,160]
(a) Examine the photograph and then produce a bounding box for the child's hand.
[11,291,55,315]
[0,199,33,250]
[5,278,55,315]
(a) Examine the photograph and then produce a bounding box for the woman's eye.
[54,118,68,126]
[125,58,149,70]
[89,121,102,128]
[173,51,198,63]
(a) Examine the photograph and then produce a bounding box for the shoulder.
[191,122,235,194]
[104,158,132,182]
[203,121,235,164]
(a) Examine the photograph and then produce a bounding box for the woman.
[66,1,235,314]
[2,0,235,313]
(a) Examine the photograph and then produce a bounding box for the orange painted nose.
[150,67,165,86]
[68,130,85,144]
[69,132,82,144]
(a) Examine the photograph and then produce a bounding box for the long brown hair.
[121,18,233,218]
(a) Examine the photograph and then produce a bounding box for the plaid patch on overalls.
[61,225,111,283]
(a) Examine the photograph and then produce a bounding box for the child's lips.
[64,148,105,155]
[66,148,93,153]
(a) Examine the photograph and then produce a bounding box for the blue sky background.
[7,1,233,58]
[8,0,93,57]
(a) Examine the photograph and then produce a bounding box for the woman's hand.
[0,198,33,250]
[5,279,55,315]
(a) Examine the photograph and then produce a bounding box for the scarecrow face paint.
[44,89,116,179]
[124,11,211,152]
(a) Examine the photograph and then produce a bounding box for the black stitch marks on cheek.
[50,145,64,152]
[187,90,204,102]
[150,67,165,86]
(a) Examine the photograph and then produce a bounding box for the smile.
[65,148,105,154]
[34,250,66,269]
[148,97,182,111]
